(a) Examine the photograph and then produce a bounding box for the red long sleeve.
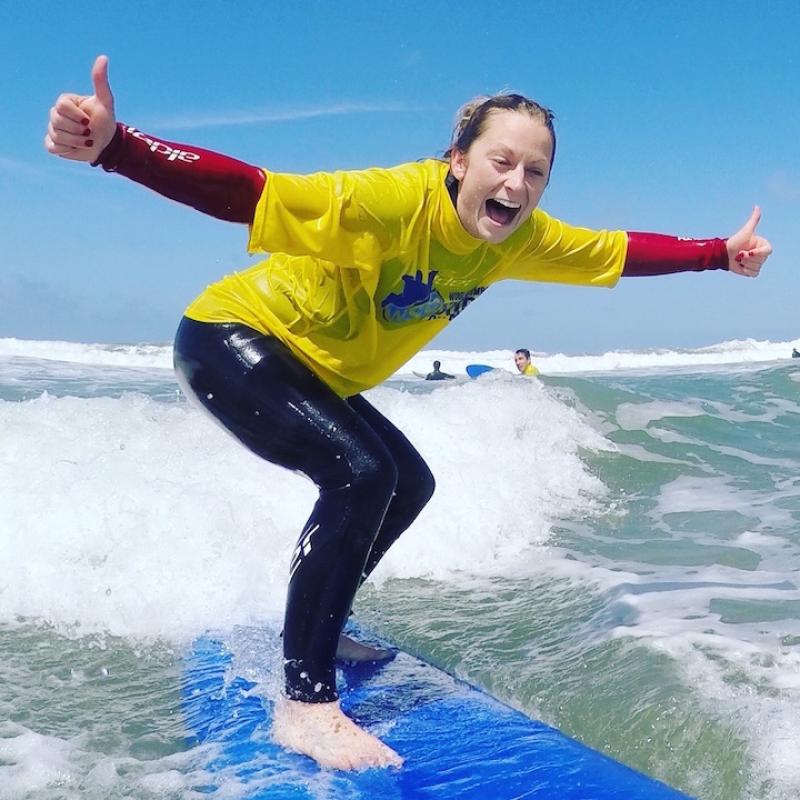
[623,232,730,276]
[91,123,265,223]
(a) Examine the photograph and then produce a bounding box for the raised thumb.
[91,54,114,109]
[742,205,761,236]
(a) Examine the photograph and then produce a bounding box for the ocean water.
[1,336,800,800]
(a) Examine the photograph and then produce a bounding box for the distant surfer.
[514,348,539,376]
[45,55,772,772]
[425,360,455,380]
[792,348,800,358]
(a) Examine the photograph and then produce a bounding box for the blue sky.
[1,0,798,353]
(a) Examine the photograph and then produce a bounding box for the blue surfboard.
[465,363,495,379]
[182,625,693,799]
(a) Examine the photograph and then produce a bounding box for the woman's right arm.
[44,55,264,223]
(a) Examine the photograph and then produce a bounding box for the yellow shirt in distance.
[522,363,540,377]
[185,159,627,396]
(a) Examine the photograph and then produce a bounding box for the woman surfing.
[45,55,771,771]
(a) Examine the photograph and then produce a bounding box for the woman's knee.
[419,463,436,509]
[396,457,436,519]
[348,447,399,510]
[317,451,398,557]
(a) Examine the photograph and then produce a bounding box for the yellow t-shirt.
[522,363,540,377]
[185,159,626,396]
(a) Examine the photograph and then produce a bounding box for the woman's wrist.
[91,122,125,170]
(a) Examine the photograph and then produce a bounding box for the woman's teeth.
[486,197,521,225]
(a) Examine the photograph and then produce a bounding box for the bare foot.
[336,633,394,663]
[272,697,404,771]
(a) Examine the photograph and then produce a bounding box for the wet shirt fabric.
[522,363,540,377]
[184,159,627,397]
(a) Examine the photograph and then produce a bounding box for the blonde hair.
[445,92,556,169]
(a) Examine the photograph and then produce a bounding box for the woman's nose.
[504,165,525,192]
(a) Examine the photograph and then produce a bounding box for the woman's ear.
[450,148,467,181]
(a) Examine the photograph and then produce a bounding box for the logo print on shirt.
[381,270,446,323]
[381,270,486,324]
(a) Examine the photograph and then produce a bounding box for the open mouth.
[485,197,521,227]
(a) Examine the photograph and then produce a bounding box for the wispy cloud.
[766,171,800,202]
[0,156,43,176]
[0,154,110,182]
[148,101,424,132]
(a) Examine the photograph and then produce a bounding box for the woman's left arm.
[624,207,772,278]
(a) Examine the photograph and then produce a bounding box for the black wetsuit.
[173,318,435,702]
[425,368,454,381]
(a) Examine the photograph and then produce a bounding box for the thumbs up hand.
[44,55,117,163]
[727,207,772,278]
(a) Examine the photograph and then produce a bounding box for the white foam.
[3,334,799,374]
[615,600,800,800]
[0,722,79,794]
[654,475,795,529]
[735,531,786,548]
[0,720,225,799]
[593,544,800,800]
[0,379,607,640]
[614,442,689,464]
[615,400,705,431]
[0,338,173,369]
[366,380,610,581]
[400,336,800,376]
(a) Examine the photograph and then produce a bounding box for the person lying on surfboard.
[45,55,772,772]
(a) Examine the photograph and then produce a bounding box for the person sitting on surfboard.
[45,55,772,772]
[425,360,455,380]
[514,348,539,376]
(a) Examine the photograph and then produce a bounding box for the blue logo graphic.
[381,270,446,323]
[381,270,486,324]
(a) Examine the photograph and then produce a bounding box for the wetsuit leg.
[173,318,398,703]
[346,395,435,582]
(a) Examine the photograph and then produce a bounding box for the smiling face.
[449,110,553,244]
[514,350,531,373]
